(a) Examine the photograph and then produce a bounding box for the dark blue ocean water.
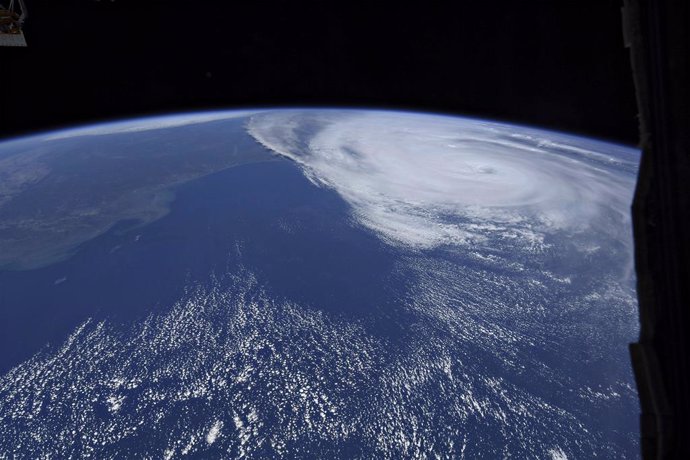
[0,158,406,374]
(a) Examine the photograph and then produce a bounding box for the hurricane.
[248,110,637,254]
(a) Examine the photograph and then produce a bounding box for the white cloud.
[43,110,261,141]
[247,110,638,251]
[206,420,223,445]
[549,446,569,460]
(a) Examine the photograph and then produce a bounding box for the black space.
[0,0,638,146]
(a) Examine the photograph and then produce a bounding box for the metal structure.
[0,0,27,47]
[624,0,690,458]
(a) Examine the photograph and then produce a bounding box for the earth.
[0,109,640,459]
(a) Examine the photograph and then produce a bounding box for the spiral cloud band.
[247,110,638,252]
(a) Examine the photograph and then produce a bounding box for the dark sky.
[0,0,639,145]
